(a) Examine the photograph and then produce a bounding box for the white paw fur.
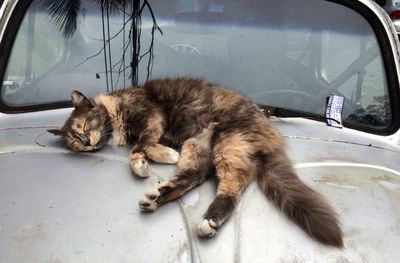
[139,187,160,212]
[197,219,218,237]
[166,148,180,164]
[130,157,150,177]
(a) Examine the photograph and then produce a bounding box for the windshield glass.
[1,0,392,129]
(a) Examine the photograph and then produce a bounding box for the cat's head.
[48,91,112,152]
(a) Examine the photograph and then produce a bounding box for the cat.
[48,78,343,248]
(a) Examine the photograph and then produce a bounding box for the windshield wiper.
[260,105,318,119]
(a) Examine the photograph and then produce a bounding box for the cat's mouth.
[68,133,102,152]
[69,141,101,152]
[83,145,99,151]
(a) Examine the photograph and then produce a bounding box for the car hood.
[1,109,400,262]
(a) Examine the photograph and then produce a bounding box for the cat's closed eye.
[83,120,89,133]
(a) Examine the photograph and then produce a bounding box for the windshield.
[1,0,393,129]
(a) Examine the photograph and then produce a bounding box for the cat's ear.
[71,90,93,109]
[47,128,66,137]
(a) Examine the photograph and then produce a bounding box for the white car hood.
[0,109,400,262]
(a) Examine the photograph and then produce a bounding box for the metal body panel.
[1,110,400,262]
[1,0,400,262]
[0,152,191,263]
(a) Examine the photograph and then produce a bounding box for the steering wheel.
[169,44,202,56]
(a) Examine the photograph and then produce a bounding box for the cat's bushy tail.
[257,150,344,248]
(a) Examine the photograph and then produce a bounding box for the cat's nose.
[80,134,91,146]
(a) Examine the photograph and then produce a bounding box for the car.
[376,0,400,33]
[1,0,400,262]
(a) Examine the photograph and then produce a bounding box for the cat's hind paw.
[196,219,218,237]
[139,187,160,212]
[130,152,150,177]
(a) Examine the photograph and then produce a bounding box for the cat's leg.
[130,112,178,177]
[130,144,179,177]
[140,112,179,164]
[129,145,150,177]
[197,135,256,237]
[143,144,180,164]
[139,126,214,211]
[139,165,211,211]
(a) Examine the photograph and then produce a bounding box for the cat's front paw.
[139,187,160,212]
[144,145,180,164]
[196,219,218,237]
[130,152,150,177]
[165,148,180,164]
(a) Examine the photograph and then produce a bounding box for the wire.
[106,0,114,91]
[101,1,110,92]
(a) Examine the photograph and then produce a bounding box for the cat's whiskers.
[103,119,114,129]
[100,127,114,137]
[100,132,114,139]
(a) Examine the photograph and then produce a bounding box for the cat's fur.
[48,78,343,247]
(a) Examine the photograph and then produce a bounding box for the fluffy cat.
[48,78,343,247]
